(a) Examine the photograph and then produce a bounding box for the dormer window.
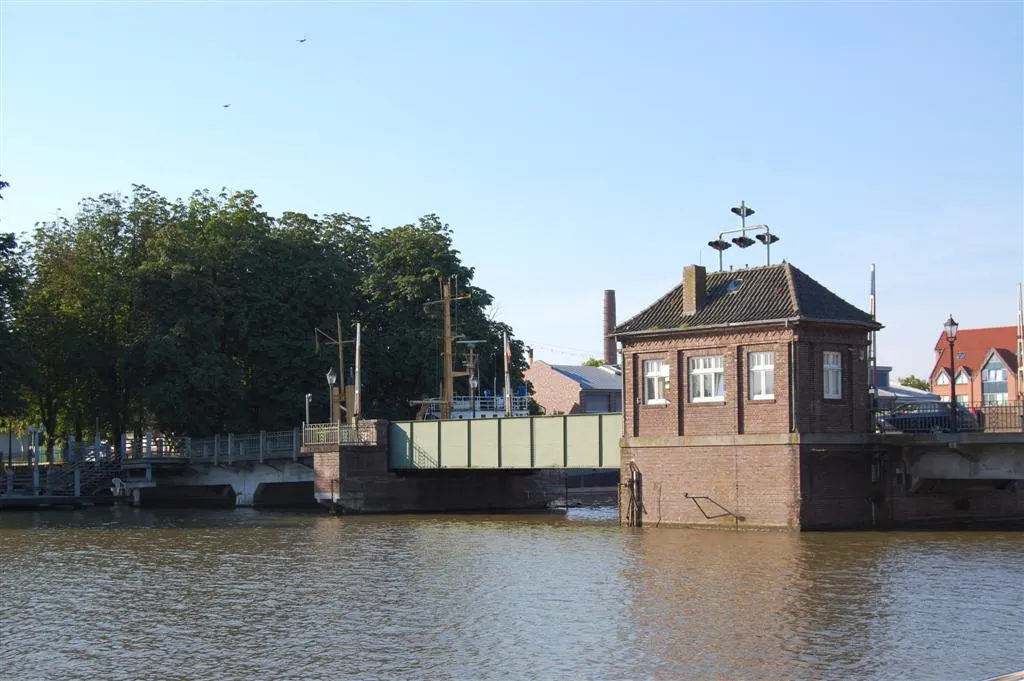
[935,372,950,386]
[955,370,969,385]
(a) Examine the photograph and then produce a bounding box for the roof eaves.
[617,314,879,339]
[796,316,883,331]
[782,262,801,316]
[615,317,802,339]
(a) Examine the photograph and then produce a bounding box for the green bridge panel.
[499,418,533,468]
[440,421,469,467]
[469,419,500,468]
[388,413,623,470]
[533,417,564,467]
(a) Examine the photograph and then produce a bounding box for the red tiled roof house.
[928,326,1020,406]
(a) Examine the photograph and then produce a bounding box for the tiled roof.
[550,365,623,391]
[613,262,880,337]
[929,326,1018,381]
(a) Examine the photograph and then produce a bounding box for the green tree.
[0,230,32,428]
[14,186,528,439]
[898,375,930,391]
[581,358,604,367]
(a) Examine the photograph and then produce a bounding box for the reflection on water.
[0,507,1021,681]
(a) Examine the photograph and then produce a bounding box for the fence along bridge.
[4,414,621,498]
[121,414,622,469]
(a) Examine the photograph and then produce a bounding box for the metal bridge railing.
[872,400,1024,434]
[188,429,302,464]
[302,421,378,447]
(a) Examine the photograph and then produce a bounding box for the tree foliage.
[898,375,930,391]
[4,186,529,444]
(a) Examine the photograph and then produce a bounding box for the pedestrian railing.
[189,429,302,464]
[302,421,378,447]
[872,400,1024,434]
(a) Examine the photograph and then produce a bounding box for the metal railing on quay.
[872,400,1024,434]
[421,395,530,416]
[185,429,301,463]
[302,421,378,447]
[123,435,191,460]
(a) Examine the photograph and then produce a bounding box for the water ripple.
[1,509,1022,681]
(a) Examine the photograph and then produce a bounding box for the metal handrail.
[302,422,378,447]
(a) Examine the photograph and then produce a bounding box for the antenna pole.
[354,321,361,422]
[1017,282,1023,400]
[467,344,478,418]
[869,264,877,403]
[336,313,345,424]
[442,280,454,420]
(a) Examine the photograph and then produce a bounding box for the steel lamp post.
[944,315,959,433]
[326,368,337,423]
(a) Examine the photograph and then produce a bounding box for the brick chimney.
[603,289,617,366]
[682,265,706,315]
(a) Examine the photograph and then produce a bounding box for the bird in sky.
[222,103,231,108]
[297,36,307,43]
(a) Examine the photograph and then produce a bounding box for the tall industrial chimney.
[603,289,617,366]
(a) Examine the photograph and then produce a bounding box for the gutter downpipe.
[789,324,797,435]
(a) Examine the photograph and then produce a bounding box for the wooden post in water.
[69,435,81,497]
[32,429,40,496]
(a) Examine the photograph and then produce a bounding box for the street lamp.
[304,393,312,425]
[326,368,337,423]
[944,314,959,433]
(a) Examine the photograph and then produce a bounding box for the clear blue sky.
[2,1,1022,381]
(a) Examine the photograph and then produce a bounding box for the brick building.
[524,361,623,415]
[613,262,882,529]
[928,326,1021,406]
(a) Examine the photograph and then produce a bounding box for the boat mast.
[436,278,470,420]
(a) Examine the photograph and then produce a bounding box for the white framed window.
[823,351,842,400]
[689,355,725,402]
[935,372,950,386]
[643,359,670,405]
[955,370,969,385]
[749,351,774,400]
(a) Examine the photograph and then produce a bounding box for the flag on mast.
[503,331,512,416]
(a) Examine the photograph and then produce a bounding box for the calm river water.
[0,507,1022,681]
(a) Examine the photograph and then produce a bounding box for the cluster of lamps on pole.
[707,201,781,272]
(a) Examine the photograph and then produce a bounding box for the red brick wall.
[313,450,341,501]
[622,328,795,438]
[799,448,875,529]
[792,326,872,434]
[620,441,802,528]
[524,361,583,415]
[621,323,871,439]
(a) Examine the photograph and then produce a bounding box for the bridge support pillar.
[311,421,550,514]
